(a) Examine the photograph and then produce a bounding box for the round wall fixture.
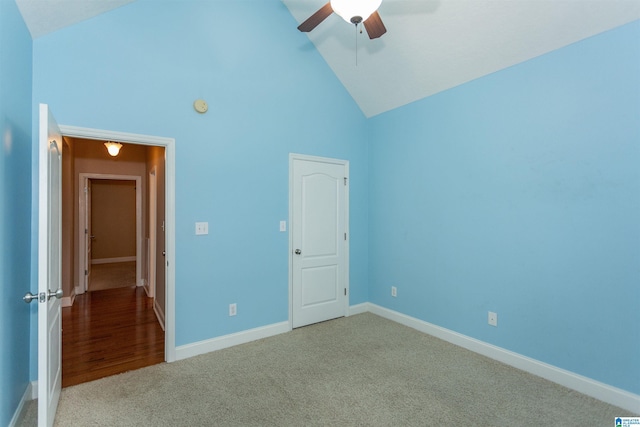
[194,99,208,113]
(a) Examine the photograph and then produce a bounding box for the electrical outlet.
[195,222,208,235]
[488,311,497,327]
[229,303,237,317]
[391,286,397,297]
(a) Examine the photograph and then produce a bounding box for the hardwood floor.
[62,286,165,388]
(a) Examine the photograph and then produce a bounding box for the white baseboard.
[143,280,152,297]
[175,321,290,361]
[9,382,33,427]
[61,290,76,308]
[91,256,136,265]
[348,302,369,316]
[30,297,636,412]
[367,303,640,413]
[154,299,165,331]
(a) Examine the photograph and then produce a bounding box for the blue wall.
[32,0,369,347]
[26,0,639,402]
[368,20,640,394]
[0,0,33,424]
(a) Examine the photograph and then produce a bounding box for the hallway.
[89,261,137,291]
[62,283,165,387]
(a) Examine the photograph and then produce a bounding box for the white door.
[291,155,349,328]
[38,104,63,427]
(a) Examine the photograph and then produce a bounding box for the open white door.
[38,104,63,427]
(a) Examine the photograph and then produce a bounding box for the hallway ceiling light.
[104,141,123,157]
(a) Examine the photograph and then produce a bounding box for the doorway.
[78,174,142,295]
[58,127,175,386]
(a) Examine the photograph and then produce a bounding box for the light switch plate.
[488,311,498,327]
[280,221,287,232]
[195,222,208,235]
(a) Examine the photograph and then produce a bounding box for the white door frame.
[288,153,350,330]
[60,125,176,363]
[78,174,142,294]
[147,167,157,299]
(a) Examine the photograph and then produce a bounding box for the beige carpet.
[19,313,630,426]
[89,261,136,291]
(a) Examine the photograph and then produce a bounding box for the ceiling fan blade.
[297,2,334,33]
[363,11,387,39]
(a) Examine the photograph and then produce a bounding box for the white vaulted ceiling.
[15,0,640,117]
[284,0,640,117]
[15,0,136,39]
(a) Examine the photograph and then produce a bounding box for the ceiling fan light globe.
[330,0,382,24]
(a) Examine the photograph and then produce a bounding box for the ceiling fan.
[297,0,387,39]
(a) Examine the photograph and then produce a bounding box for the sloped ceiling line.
[16,0,640,117]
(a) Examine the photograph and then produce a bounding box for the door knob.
[23,292,39,303]
[47,288,64,301]
[295,249,302,255]
[23,288,63,303]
